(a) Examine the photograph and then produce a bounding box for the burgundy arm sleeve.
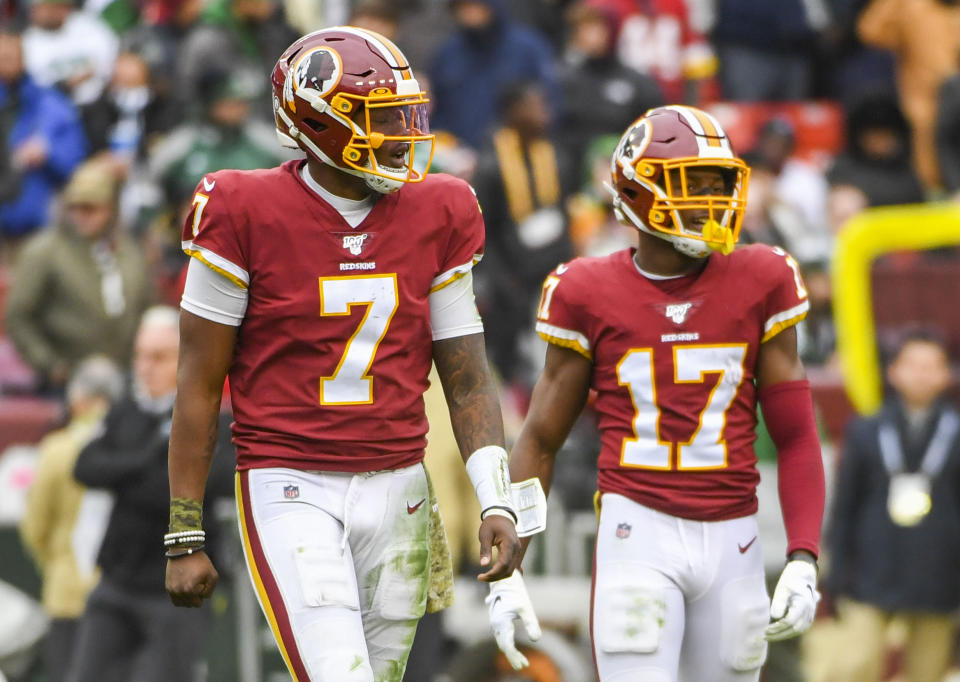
[759,379,825,558]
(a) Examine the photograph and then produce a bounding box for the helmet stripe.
[664,105,733,157]
[664,105,705,135]
[338,25,412,81]
[666,105,724,148]
[689,109,722,147]
[360,28,410,71]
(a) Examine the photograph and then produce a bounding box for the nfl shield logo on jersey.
[616,522,631,539]
[342,233,369,256]
[283,484,300,499]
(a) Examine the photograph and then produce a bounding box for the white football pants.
[236,464,430,682]
[593,493,770,682]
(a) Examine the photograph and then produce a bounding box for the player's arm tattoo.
[432,333,506,457]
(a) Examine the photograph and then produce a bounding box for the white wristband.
[466,445,516,523]
[481,508,516,522]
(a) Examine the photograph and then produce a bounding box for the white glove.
[485,571,542,670]
[764,559,820,641]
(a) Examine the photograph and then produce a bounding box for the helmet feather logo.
[292,47,343,100]
[619,121,651,164]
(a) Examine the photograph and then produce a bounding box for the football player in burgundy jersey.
[162,28,522,681]
[487,105,826,680]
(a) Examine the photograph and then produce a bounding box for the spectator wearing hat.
[559,1,663,189]
[4,159,152,393]
[745,118,831,263]
[0,23,86,252]
[22,0,119,106]
[147,67,288,208]
[173,0,296,121]
[828,91,925,208]
[116,0,205,121]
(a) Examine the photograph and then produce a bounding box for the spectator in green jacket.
[4,159,153,393]
[146,66,289,207]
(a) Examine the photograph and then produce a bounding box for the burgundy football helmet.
[271,27,435,193]
[606,105,750,258]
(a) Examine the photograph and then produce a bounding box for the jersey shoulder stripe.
[535,321,593,360]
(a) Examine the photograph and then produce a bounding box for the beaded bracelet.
[163,530,206,547]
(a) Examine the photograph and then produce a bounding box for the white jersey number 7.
[319,274,399,405]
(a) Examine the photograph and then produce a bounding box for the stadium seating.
[811,254,960,448]
[0,396,61,454]
[707,100,845,167]
[872,254,960,359]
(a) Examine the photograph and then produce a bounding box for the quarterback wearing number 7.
[162,28,522,682]
[488,106,825,680]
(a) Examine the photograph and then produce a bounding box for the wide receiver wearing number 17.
[162,27,523,681]
[488,106,826,680]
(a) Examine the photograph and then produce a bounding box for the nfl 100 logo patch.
[665,302,692,324]
[283,484,300,500]
[342,233,369,255]
[616,522,631,539]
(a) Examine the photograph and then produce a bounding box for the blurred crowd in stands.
[1,0,960,680]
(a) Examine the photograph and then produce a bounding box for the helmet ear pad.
[609,183,712,259]
[620,175,673,233]
[612,165,673,236]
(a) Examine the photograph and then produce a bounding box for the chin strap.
[285,124,405,194]
[604,181,739,257]
[363,165,406,194]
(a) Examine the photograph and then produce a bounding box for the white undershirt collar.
[300,165,375,228]
[631,256,688,281]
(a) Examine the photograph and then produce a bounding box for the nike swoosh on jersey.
[407,498,426,514]
[203,177,216,191]
[738,536,757,554]
[556,263,569,274]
